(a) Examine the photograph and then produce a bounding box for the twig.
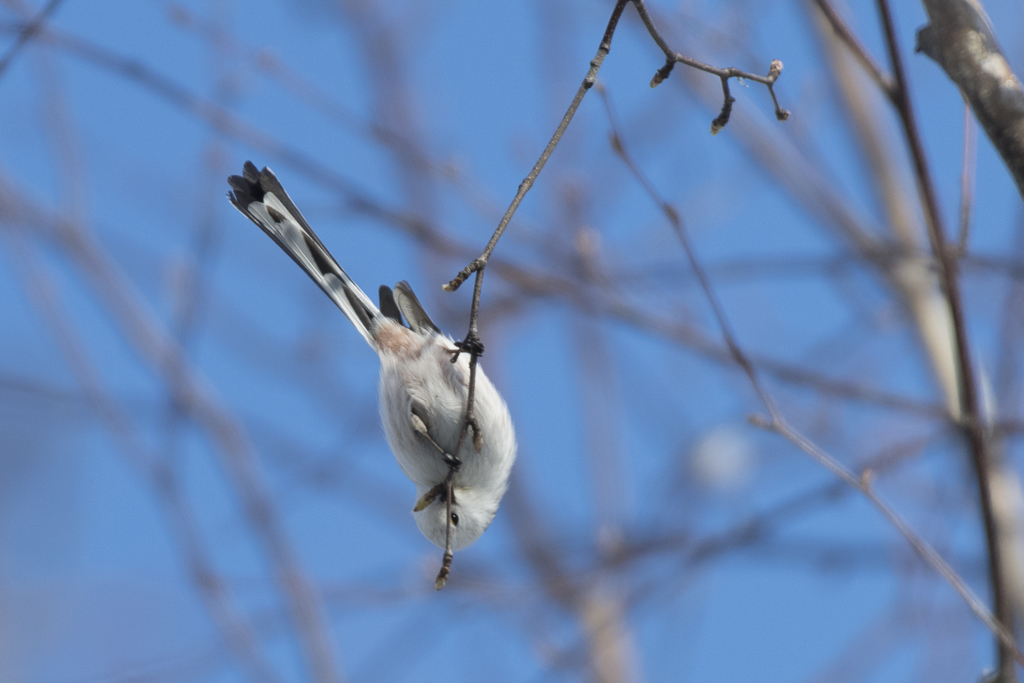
[600,84,1024,667]
[433,349,480,590]
[752,414,1024,667]
[435,474,455,590]
[632,0,789,129]
[442,0,789,294]
[438,0,788,583]
[436,0,631,586]
[442,0,630,297]
[875,1,1016,676]
[0,0,64,81]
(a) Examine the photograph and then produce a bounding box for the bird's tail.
[228,162,379,347]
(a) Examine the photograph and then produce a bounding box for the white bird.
[228,162,516,552]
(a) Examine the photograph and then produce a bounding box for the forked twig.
[632,0,789,132]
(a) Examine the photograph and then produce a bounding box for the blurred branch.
[803,2,1021,671]
[799,603,914,683]
[876,0,1017,676]
[566,194,635,683]
[561,190,628,545]
[812,0,895,94]
[0,0,63,80]
[335,0,436,219]
[503,472,636,683]
[159,0,230,566]
[810,0,964,421]
[956,100,977,254]
[440,0,788,586]
[993,214,1024,647]
[600,84,1024,666]
[0,178,344,683]
[995,217,1024,422]
[0,231,284,683]
[15,24,931,428]
[1,18,283,679]
[618,429,945,569]
[917,0,1024,201]
[166,2,444,184]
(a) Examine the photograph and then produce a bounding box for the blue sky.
[2,0,1024,681]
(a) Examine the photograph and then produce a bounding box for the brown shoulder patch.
[373,319,417,355]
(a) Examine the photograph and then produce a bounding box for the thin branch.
[442,0,629,296]
[438,0,788,582]
[616,429,946,571]
[753,414,1024,668]
[632,0,789,128]
[434,0,630,585]
[432,342,481,590]
[600,86,774,412]
[443,0,790,294]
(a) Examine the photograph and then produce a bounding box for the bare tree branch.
[917,0,1024,201]
[877,0,1017,676]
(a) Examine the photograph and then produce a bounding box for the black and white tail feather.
[227,162,517,558]
[227,161,438,345]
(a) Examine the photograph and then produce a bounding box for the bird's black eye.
[450,512,459,526]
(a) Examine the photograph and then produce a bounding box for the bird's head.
[413,485,498,551]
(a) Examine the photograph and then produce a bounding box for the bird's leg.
[412,472,458,512]
[411,409,462,470]
[447,334,484,363]
[413,482,443,512]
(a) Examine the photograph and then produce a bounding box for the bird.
[227,162,516,554]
